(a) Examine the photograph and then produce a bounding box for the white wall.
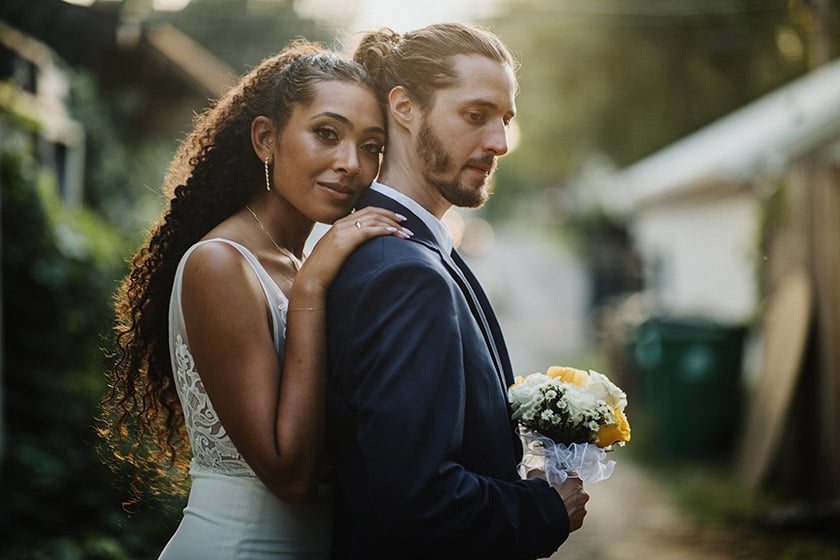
[631,191,759,325]
[464,222,591,376]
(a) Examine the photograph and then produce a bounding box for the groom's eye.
[466,111,486,124]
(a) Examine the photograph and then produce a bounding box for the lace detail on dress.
[173,334,256,477]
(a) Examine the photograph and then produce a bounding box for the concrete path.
[547,460,732,560]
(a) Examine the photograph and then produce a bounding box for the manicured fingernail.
[395,213,407,221]
[386,226,398,232]
[401,227,414,236]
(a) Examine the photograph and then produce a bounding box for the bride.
[98,40,411,558]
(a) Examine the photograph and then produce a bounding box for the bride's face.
[270,80,385,224]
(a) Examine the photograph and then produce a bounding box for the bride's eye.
[361,141,384,155]
[314,126,339,143]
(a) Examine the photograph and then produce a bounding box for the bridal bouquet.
[508,366,631,485]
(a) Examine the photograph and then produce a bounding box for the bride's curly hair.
[98,39,376,502]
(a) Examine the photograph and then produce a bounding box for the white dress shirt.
[370,181,454,254]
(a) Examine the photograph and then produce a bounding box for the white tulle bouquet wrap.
[509,366,631,486]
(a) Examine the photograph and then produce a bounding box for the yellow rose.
[595,407,632,448]
[546,366,588,387]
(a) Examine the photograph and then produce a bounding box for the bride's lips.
[318,181,355,201]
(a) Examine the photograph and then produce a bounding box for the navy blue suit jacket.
[325,189,570,559]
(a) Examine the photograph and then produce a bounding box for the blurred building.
[1,20,86,204]
[2,0,242,136]
[586,57,840,326]
[578,55,840,506]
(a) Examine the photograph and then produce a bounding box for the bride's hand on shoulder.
[292,208,413,299]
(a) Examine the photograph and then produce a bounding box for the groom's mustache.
[466,154,497,172]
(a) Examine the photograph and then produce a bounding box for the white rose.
[509,373,551,419]
[586,370,628,410]
[563,384,600,424]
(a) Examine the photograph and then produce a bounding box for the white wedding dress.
[159,238,332,560]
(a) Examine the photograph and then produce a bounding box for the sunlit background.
[2,0,840,558]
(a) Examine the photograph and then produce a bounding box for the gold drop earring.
[264,156,271,192]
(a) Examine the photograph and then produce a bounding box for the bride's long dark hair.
[98,40,375,502]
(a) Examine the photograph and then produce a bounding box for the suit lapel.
[448,249,514,387]
[446,249,510,395]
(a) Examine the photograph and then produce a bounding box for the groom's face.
[414,54,517,209]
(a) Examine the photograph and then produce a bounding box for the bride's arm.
[268,207,412,500]
[181,208,410,502]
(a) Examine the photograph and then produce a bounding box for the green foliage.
[665,463,773,524]
[650,462,840,559]
[484,0,810,218]
[65,68,174,241]
[145,0,334,73]
[0,123,179,560]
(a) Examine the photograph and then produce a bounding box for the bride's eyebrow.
[310,112,385,135]
[311,112,350,125]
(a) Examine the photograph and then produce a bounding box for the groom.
[325,23,589,559]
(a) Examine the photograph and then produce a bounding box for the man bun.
[352,28,402,101]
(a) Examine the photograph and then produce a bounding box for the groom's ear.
[388,86,418,133]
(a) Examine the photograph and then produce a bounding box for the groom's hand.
[552,478,589,532]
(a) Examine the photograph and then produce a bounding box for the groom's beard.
[418,118,492,209]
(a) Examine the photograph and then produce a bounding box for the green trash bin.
[632,318,745,458]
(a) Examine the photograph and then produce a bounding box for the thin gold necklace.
[244,205,302,271]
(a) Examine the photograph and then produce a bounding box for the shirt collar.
[371,181,454,253]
